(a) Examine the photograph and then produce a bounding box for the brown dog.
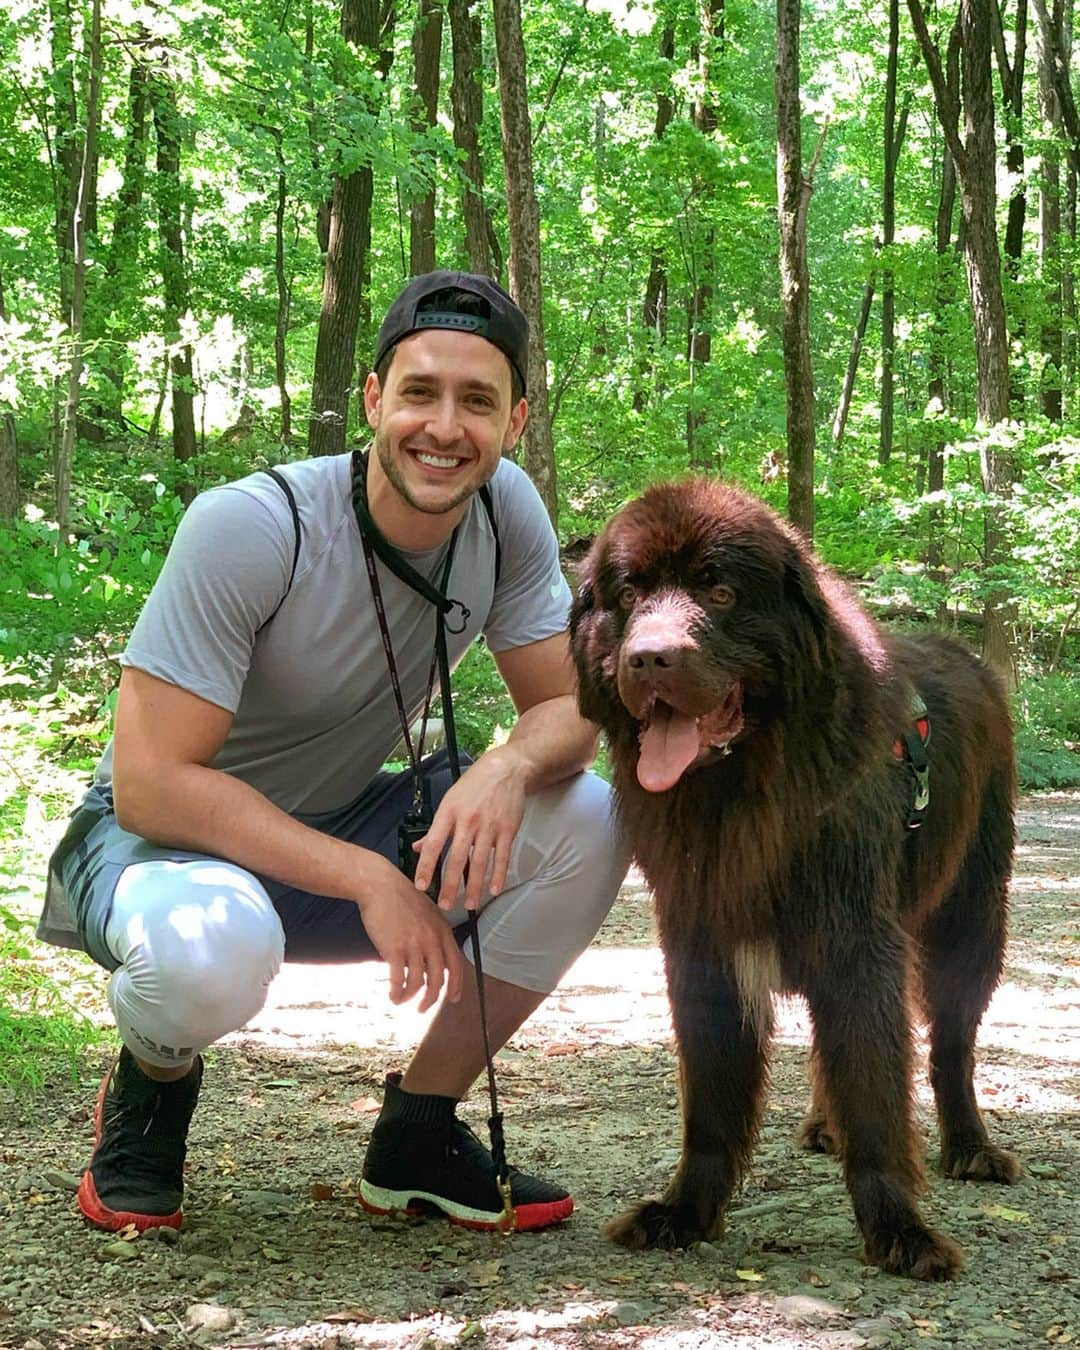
[570,479,1020,1280]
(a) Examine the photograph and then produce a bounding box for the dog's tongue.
[637,703,700,792]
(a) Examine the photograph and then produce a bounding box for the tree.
[1037,1,1063,421]
[0,269,17,521]
[409,0,443,276]
[309,0,395,458]
[776,0,825,538]
[448,0,491,275]
[992,0,1028,412]
[493,0,557,521]
[149,53,197,501]
[909,0,1016,681]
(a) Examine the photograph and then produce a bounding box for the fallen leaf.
[735,1269,764,1282]
[348,1096,382,1114]
[309,1182,335,1202]
[324,1308,371,1324]
[543,1042,581,1058]
[983,1203,1031,1224]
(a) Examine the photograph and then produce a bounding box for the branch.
[906,0,968,176]
[532,0,589,147]
[991,0,1012,97]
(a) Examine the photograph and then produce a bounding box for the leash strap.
[352,450,514,1229]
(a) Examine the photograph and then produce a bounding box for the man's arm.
[414,631,599,909]
[111,666,464,1009]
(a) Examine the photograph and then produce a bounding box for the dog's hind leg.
[798,1047,841,1157]
[606,935,771,1251]
[805,918,963,1280]
[919,772,1021,1185]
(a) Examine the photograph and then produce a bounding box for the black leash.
[351,451,515,1231]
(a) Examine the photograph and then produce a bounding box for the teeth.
[416,452,462,469]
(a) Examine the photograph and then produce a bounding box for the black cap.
[374,270,529,395]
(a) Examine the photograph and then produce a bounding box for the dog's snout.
[625,642,680,675]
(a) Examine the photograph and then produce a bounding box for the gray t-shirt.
[94,452,572,815]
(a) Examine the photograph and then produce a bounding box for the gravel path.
[1,794,1077,1349]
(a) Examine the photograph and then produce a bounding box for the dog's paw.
[798,1112,838,1156]
[943,1143,1021,1184]
[868,1225,964,1281]
[604,1199,713,1251]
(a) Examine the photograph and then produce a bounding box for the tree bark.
[149,58,197,501]
[776,0,821,538]
[993,0,1029,411]
[686,1,723,469]
[309,0,394,457]
[410,0,443,275]
[881,0,901,465]
[832,272,875,448]
[56,0,101,534]
[306,0,332,256]
[927,20,960,580]
[1037,0,1064,420]
[632,24,676,414]
[95,41,150,419]
[493,0,557,522]
[448,0,491,274]
[271,126,293,445]
[910,0,1016,682]
[0,270,18,522]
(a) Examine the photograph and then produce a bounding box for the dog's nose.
[625,643,679,673]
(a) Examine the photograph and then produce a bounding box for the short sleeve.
[482,462,573,654]
[121,484,295,712]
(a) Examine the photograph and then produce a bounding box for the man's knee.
[106,860,284,1058]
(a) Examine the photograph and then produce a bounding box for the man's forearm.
[499,694,599,792]
[114,764,389,906]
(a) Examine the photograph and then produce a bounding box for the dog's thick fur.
[570,479,1019,1281]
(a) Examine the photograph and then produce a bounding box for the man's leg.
[361,769,628,1229]
[77,856,284,1230]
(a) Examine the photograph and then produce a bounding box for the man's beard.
[374,429,483,517]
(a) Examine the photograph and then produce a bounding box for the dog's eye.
[618,585,638,612]
[709,585,736,610]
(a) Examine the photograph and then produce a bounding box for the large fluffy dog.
[570,479,1019,1280]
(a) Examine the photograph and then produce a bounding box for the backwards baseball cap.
[374,270,529,395]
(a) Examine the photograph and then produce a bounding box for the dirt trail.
[1,795,1077,1349]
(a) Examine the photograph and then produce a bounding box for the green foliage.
[1013,676,1080,791]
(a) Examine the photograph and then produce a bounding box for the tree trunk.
[994,0,1029,412]
[1037,0,1063,420]
[632,24,676,414]
[306,0,332,256]
[56,0,102,534]
[832,273,875,448]
[927,21,960,580]
[410,0,443,275]
[880,0,901,465]
[686,1,723,470]
[96,42,150,419]
[271,127,293,446]
[448,0,491,275]
[492,0,558,522]
[309,0,393,457]
[150,60,197,501]
[776,0,819,538]
[909,0,1016,682]
[0,270,18,522]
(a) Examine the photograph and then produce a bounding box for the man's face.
[364,328,527,519]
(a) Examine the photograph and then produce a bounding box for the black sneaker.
[77,1047,203,1232]
[359,1072,573,1232]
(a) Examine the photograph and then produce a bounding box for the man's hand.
[413,746,528,911]
[357,857,465,1010]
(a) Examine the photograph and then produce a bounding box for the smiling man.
[40,272,626,1237]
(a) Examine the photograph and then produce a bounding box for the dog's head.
[570,479,845,793]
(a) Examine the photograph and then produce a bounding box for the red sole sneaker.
[358,1180,573,1232]
[76,1064,183,1233]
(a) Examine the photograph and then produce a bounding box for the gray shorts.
[43,752,463,972]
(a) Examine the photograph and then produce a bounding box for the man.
[40,271,626,1236]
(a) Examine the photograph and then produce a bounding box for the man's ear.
[502,396,528,451]
[363,371,382,430]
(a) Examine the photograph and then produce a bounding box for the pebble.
[775,1294,844,1324]
[186,1254,224,1276]
[100,1241,140,1262]
[236,1188,297,1216]
[610,1300,658,1326]
[40,1169,81,1192]
[185,1302,237,1333]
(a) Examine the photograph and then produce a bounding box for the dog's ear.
[783,548,832,671]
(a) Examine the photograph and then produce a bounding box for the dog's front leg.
[607,939,770,1251]
[805,921,964,1281]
